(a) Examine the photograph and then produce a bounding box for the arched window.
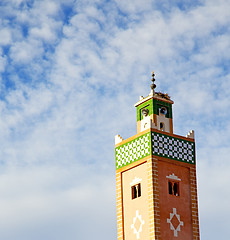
[160,122,165,131]
[131,183,141,199]
[168,181,180,196]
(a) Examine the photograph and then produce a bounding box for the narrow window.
[160,122,165,131]
[132,185,137,199]
[131,183,141,199]
[168,181,179,196]
[138,183,141,197]
[168,181,173,195]
[173,182,179,196]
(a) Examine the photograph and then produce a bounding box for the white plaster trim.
[130,177,142,186]
[134,92,174,107]
[186,129,195,139]
[167,208,184,237]
[134,95,153,107]
[166,173,181,181]
[139,96,144,100]
[131,210,145,239]
[141,115,152,132]
[115,134,123,145]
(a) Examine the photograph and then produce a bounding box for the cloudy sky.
[0,0,230,239]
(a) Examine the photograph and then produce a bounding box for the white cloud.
[38,1,59,16]
[30,22,58,42]
[10,39,44,63]
[115,0,153,15]
[0,28,12,45]
[0,165,116,240]
[0,51,7,73]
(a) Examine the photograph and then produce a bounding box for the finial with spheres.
[151,71,156,90]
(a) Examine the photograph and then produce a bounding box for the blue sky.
[0,0,230,239]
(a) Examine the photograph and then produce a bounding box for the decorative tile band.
[115,133,151,169]
[151,132,195,164]
[115,131,195,170]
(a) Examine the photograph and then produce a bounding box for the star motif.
[167,208,184,237]
[131,210,145,239]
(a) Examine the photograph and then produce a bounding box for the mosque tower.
[115,72,200,240]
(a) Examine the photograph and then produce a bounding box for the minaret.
[115,72,200,240]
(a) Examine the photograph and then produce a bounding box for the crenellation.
[115,134,124,145]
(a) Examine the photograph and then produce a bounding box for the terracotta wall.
[158,160,193,239]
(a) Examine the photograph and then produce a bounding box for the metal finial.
[151,71,156,90]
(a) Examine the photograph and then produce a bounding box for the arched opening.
[160,122,165,131]
[131,183,141,199]
[168,181,180,196]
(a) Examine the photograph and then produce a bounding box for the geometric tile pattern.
[115,131,195,170]
[152,132,195,164]
[167,208,184,237]
[115,133,151,169]
[131,210,145,239]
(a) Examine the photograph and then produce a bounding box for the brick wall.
[116,171,124,240]
[190,166,200,240]
[115,156,200,240]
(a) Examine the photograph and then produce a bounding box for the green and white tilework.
[115,133,151,169]
[115,131,195,169]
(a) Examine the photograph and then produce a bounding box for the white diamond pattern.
[167,208,184,237]
[131,210,145,239]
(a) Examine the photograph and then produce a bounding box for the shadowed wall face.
[158,161,193,239]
